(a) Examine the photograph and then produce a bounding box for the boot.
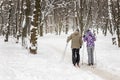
[77,63,80,68]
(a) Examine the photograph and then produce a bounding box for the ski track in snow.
[81,64,120,80]
[0,37,102,80]
[0,36,120,80]
[43,41,120,80]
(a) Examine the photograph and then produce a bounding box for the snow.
[95,32,120,75]
[0,30,120,80]
[22,17,26,28]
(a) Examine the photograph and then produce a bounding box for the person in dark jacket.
[83,29,96,66]
[67,29,83,67]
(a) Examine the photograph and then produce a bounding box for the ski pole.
[82,42,85,65]
[61,43,68,61]
[94,46,97,65]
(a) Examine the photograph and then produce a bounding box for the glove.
[83,35,85,38]
[80,46,82,48]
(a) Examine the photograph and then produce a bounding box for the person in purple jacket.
[83,29,96,66]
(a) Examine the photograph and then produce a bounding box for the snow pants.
[72,48,80,66]
[87,46,94,65]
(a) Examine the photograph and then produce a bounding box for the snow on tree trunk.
[22,0,31,48]
[29,26,37,54]
[29,0,40,54]
[108,0,114,35]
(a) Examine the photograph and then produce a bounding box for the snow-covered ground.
[95,32,120,75]
[0,30,120,80]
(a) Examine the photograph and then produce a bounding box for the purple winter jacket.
[83,30,96,47]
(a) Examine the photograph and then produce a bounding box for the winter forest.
[0,0,119,53]
[0,0,120,80]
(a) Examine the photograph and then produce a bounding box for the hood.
[74,31,79,35]
[86,30,93,36]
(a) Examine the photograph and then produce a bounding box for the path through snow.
[40,37,120,80]
[0,36,120,80]
[0,36,103,80]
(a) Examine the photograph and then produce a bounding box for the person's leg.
[87,47,92,65]
[76,49,80,67]
[91,47,94,65]
[72,48,76,66]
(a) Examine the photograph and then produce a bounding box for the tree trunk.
[5,1,12,42]
[30,0,41,54]
[40,23,43,36]
[116,0,120,47]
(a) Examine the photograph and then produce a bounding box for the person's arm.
[67,34,72,43]
[79,36,83,48]
[83,34,87,42]
[92,34,96,41]
[94,36,96,41]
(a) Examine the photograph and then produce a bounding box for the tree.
[0,1,4,36]
[21,0,31,48]
[110,0,120,47]
[4,0,13,42]
[29,0,41,54]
